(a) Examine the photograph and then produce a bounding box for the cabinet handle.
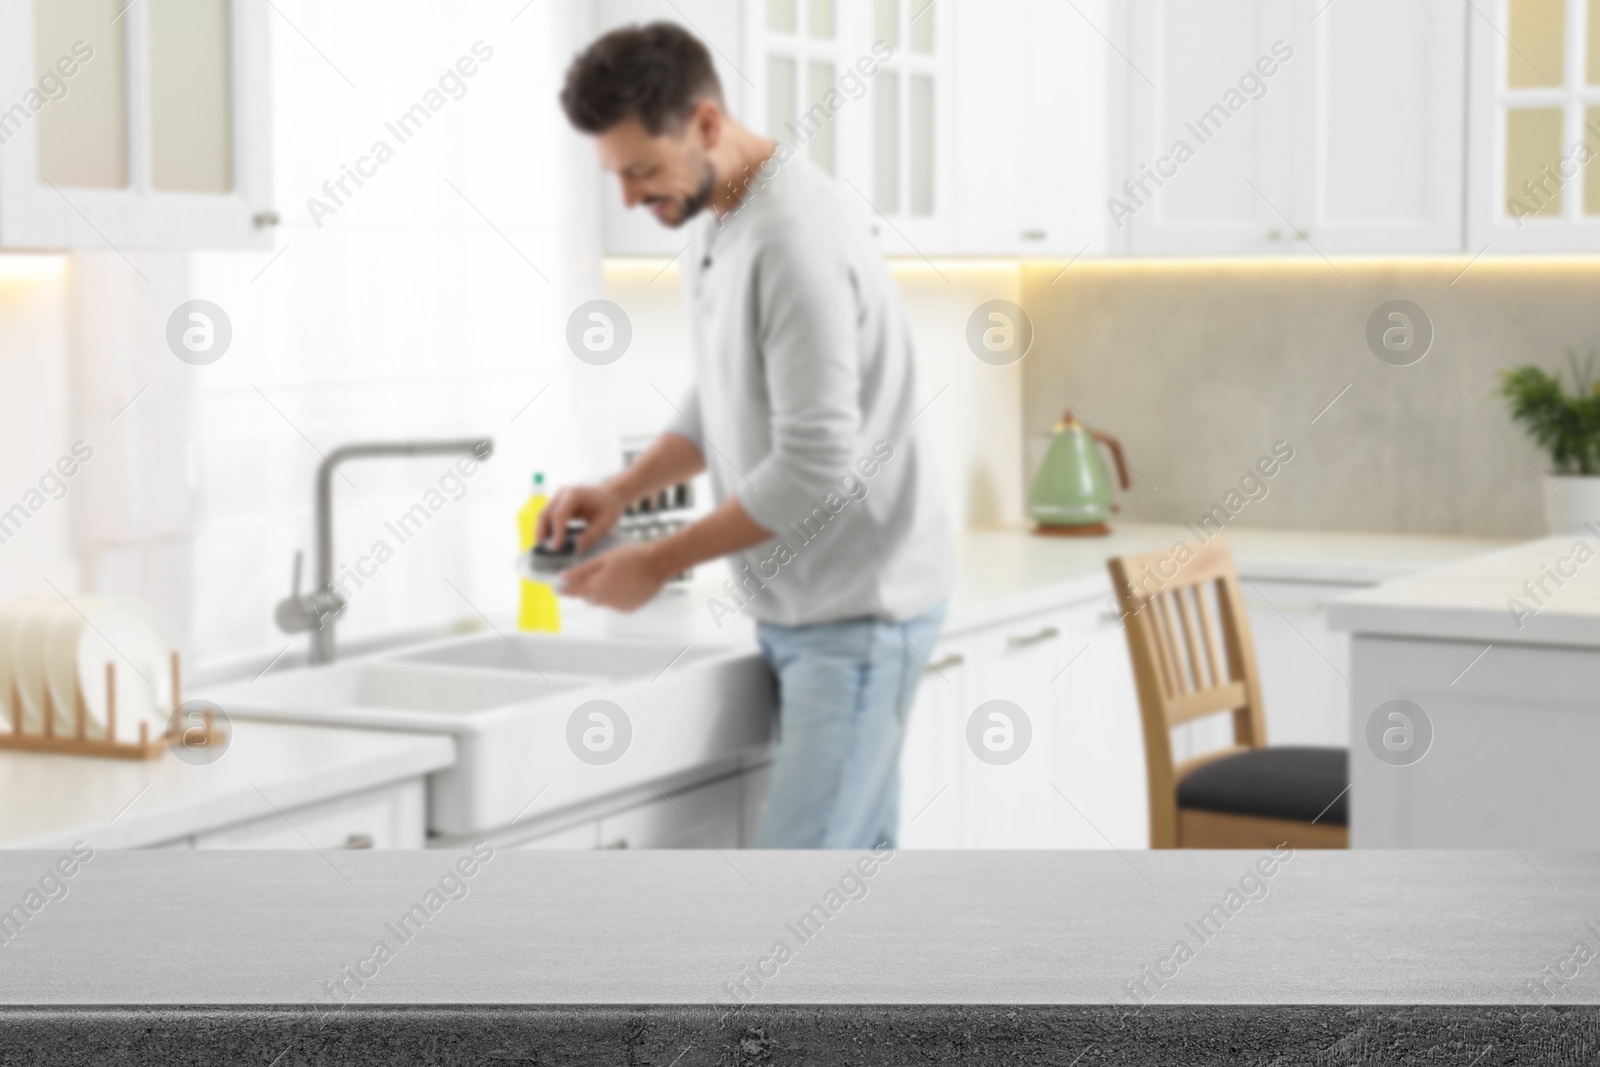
[253,210,281,229]
[603,837,629,850]
[1098,610,1124,624]
[1021,229,1047,241]
[339,833,374,850]
[1007,626,1060,648]
[925,653,965,673]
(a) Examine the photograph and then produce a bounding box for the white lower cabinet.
[898,575,1365,851]
[900,600,1148,850]
[964,610,1073,849]
[508,769,758,851]
[899,634,978,849]
[597,774,741,850]
[1350,636,1600,848]
[1057,605,1149,851]
[1241,579,1356,749]
[190,778,428,850]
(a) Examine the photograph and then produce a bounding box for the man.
[549,22,952,849]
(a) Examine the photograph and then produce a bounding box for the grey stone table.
[1,847,1596,1065]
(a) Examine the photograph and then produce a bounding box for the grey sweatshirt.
[664,157,953,629]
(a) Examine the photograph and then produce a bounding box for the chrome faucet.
[276,438,494,664]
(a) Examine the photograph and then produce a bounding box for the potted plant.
[1498,348,1600,534]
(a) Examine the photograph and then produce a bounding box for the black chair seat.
[1177,746,1348,826]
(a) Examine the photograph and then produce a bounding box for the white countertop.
[561,524,1507,641]
[0,719,454,850]
[1328,533,1600,647]
[944,524,1505,634]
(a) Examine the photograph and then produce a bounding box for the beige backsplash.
[1018,258,1600,539]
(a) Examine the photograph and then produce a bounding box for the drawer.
[597,774,740,850]
[192,778,426,850]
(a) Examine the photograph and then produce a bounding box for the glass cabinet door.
[864,0,948,249]
[754,0,846,176]
[1474,0,1600,247]
[745,0,951,252]
[0,0,272,249]
[33,0,129,189]
[148,0,234,194]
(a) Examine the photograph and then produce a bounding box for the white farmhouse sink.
[199,632,772,835]
[395,634,724,680]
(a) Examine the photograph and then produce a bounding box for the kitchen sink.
[222,659,589,719]
[395,633,719,681]
[198,632,772,835]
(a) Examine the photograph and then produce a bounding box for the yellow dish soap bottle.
[517,472,561,632]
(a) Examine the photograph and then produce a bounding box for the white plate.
[46,609,97,738]
[13,600,70,734]
[0,596,42,731]
[49,598,173,743]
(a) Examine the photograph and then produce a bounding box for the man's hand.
[538,484,626,554]
[558,542,672,611]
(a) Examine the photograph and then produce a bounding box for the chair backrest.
[1106,535,1267,847]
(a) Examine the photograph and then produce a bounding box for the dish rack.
[0,651,222,760]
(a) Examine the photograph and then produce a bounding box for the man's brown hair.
[560,22,724,136]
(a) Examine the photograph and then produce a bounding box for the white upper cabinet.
[1294,0,1466,254]
[1119,0,1466,256]
[603,0,1093,259]
[1468,0,1600,252]
[592,0,1490,260]
[1120,0,1299,256]
[858,0,952,255]
[598,0,941,258]
[743,0,953,256]
[951,0,1111,256]
[0,0,273,250]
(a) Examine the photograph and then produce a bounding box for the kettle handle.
[1092,429,1132,491]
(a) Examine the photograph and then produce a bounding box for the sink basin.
[396,634,719,681]
[225,660,587,718]
[199,632,772,835]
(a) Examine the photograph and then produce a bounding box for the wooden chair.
[1107,536,1348,849]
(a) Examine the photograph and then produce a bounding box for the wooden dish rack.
[1,651,223,760]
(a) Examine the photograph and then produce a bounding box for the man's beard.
[650,160,717,228]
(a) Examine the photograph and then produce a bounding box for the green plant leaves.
[1498,349,1600,475]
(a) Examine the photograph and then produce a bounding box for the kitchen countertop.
[0,720,454,850]
[945,524,1508,634]
[1328,533,1600,647]
[559,524,1510,644]
[0,849,1593,1063]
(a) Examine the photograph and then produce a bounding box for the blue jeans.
[752,601,946,849]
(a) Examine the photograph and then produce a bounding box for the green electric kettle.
[1029,409,1130,536]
